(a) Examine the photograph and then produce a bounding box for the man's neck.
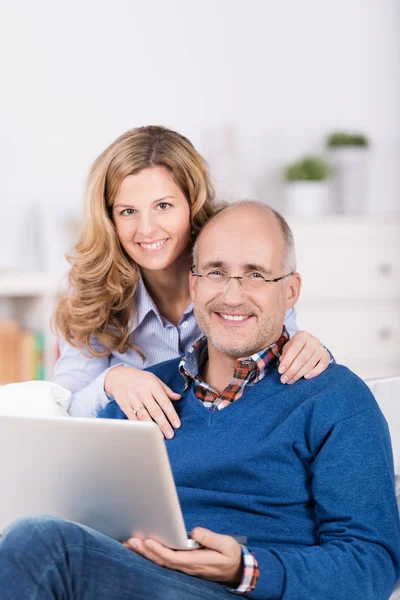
[201,346,238,394]
[201,333,283,394]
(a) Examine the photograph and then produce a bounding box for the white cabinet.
[290,217,400,379]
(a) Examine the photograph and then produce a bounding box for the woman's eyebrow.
[151,195,175,204]
[114,195,175,209]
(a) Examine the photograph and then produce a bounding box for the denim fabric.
[0,516,234,600]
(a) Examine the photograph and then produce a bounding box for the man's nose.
[220,277,246,304]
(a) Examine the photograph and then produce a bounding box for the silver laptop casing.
[0,416,198,549]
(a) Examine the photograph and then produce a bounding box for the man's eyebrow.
[201,261,226,270]
[200,261,274,277]
[244,263,274,277]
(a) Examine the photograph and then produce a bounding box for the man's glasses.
[190,266,294,292]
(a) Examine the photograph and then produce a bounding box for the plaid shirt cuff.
[228,545,259,595]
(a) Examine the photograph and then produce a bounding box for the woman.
[52,126,330,438]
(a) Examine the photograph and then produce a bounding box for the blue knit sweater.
[99,360,400,599]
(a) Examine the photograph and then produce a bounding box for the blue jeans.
[0,516,235,599]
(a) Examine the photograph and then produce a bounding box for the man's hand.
[278,330,331,384]
[123,527,243,587]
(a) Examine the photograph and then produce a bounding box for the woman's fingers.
[127,384,181,439]
[153,386,181,429]
[111,368,182,437]
[279,331,330,384]
[133,395,173,439]
[303,349,331,380]
[161,381,182,401]
[282,352,319,384]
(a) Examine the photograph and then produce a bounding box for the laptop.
[0,415,200,549]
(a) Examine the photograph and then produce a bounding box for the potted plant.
[284,155,331,218]
[326,131,370,214]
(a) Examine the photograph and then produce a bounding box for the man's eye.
[121,208,136,216]
[207,271,224,279]
[249,272,264,279]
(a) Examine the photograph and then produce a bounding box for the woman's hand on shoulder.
[278,331,331,384]
[104,366,181,439]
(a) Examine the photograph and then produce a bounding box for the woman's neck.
[140,252,192,325]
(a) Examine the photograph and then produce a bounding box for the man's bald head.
[192,201,296,274]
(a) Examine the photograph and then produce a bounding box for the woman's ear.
[285,272,302,310]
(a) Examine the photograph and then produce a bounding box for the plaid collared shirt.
[178,327,289,594]
[179,327,289,409]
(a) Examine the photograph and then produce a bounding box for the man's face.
[190,207,300,358]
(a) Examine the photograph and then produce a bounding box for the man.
[1,202,399,599]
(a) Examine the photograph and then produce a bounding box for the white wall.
[0,0,399,268]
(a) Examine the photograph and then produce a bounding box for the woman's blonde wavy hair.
[54,126,217,357]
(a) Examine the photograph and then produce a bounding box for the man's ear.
[285,272,301,310]
[189,269,197,302]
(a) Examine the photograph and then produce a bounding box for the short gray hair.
[192,200,296,274]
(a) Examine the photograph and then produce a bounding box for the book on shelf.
[0,320,46,385]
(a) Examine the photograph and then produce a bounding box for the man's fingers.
[191,528,236,555]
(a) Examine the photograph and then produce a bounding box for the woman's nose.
[137,213,156,237]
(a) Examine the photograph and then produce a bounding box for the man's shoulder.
[144,357,182,387]
[299,362,379,421]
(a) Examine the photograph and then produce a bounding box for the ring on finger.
[132,406,144,416]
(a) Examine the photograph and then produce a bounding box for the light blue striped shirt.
[52,278,298,417]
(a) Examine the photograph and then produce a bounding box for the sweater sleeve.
[247,407,400,600]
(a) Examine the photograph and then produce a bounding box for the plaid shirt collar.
[178,326,290,395]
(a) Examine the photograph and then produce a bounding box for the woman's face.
[113,166,191,272]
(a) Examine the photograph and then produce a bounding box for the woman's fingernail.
[281,375,288,384]
[278,365,286,374]
[165,429,174,439]
[173,420,181,428]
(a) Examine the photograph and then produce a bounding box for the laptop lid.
[0,416,196,549]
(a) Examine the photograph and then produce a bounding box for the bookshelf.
[0,272,66,383]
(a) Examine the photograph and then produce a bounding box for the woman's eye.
[121,208,136,216]
[157,202,171,210]
[249,272,263,279]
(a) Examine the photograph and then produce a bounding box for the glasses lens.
[242,274,266,290]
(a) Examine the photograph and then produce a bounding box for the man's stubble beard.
[194,293,285,359]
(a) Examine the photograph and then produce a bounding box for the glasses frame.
[190,266,294,288]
